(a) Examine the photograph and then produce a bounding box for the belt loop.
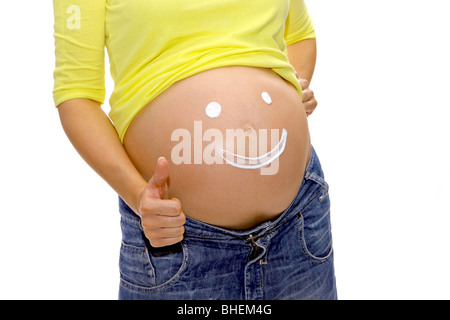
[319,182,329,202]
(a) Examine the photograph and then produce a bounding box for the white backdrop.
[0,0,449,300]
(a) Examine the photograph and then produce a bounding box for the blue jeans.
[118,146,337,300]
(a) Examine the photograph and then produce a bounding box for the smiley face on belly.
[170,91,288,175]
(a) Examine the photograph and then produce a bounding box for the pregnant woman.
[53,0,337,300]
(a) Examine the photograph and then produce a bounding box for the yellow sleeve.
[284,0,316,46]
[52,0,106,107]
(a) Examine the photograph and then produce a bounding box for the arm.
[285,0,316,82]
[53,1,184,247]
[287,38,317,83]
[58,98,147,213]
[284,0,318,116]
[54,0,144,212]
[58,99,186,247]
[52,1,142,203]
[287,38,318,116]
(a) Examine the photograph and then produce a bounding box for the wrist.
[117,172,147,215]
[129,179,148,215]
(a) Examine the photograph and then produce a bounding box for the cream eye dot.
[261,92,272,105]
[205,102,222,119]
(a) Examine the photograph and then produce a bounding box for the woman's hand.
[296,73,318,117]
[138,157,186,248]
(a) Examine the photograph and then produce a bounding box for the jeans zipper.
[247,234,265,263]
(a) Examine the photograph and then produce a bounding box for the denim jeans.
[118,145,337,300]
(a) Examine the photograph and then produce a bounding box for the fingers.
[302,86,317,114]
[151,157,170,188]
[140,195,185,246]
[304,100,317,117]
[140,198,183,218]
[142,213,186,236]
[297,77,317,117]
[141,199,186,248]
[144,157,170,200]
[148,235,185,248]
[299,78,309,91]
[301,87,314,102]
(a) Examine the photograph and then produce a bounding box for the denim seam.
[305,172,329,202]
[120,214,143,230]
[184,233,242,241]
[297,210,333,264]
[184,218,274,240]
[120,242,156,287]
[119,242,190,294]
[144,246,156,287]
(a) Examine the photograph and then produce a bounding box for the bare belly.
[123,66,311,229]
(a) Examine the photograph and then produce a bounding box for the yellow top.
[53,0,315,142]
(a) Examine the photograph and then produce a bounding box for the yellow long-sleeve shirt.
[53,0,315,142]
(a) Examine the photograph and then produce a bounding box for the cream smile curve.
[215,129,288,169]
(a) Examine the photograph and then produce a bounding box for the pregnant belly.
[123,66,311,229]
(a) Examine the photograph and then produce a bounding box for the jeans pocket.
[297,184,333,263]
[148,242,187,287]
[119,241,188,293]
[120,242,155,288]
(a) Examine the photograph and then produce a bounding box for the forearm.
[287,38,317,83]
[57,98,147,214]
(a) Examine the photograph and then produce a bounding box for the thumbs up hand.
[138,157,186,248]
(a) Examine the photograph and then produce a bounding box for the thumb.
[147,157,170,199]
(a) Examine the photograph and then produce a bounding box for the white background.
[0,0,449,300]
